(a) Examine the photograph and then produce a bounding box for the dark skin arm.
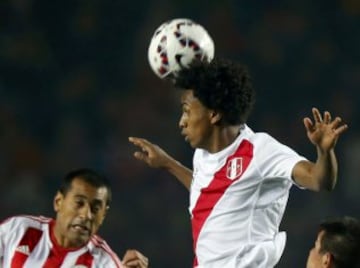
[129,108,348,192]
[292,108,348,191]
[128,137,193,190]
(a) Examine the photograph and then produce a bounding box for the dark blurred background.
[0,0,359,267]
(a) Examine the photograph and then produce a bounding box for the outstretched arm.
[128,137,193,190]
[292,108,348,191]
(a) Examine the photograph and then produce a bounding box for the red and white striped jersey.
[0,215,123,268]
[190,125,307,268]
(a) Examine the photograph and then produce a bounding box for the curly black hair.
[173,57,255,125]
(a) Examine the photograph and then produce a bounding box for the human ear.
[53,192,64,212]
[210,110,222,124]
[321,252,332,267]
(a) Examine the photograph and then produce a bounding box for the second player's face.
[179,89,214,150]
[306,231,328,268]
[53,178,109,248]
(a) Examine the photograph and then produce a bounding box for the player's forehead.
[67,178,108,202]
[180,89,200,106]
[315,230,325,248]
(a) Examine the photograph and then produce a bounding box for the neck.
[52,221,81,249]
[206,125,242,153]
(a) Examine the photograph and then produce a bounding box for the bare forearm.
[294,149,338,191]
[313,147,338,190]
[300,107,347,191]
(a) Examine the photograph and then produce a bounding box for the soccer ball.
[148,18,215,79]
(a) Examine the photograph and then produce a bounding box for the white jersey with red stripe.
[190,124,307,268]
[0,215,123,268]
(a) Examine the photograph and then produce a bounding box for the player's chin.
[74,234,90,246]
[187,138,198,148]
[69,229,91,245]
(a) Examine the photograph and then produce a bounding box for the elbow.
[321,184,335,192]
[325,183,336,192]
[311,184,332,192]
[319,178,336,192]
[308,177,336,192]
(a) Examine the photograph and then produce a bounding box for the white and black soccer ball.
[148,18,215,79]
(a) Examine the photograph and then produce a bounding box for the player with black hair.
[0,168,148,268]
[129,57,348,268]
[306,216,360,268]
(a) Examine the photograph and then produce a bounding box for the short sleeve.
[254,134,307,183]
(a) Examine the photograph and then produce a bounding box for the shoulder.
[245,127,278,145]
[247,130,289,152]
[0,215,51,229]
[89,235,123,268]
[243,127,304,161]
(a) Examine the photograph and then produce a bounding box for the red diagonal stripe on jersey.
[11,227,43,268]
[75,251,94,267]
[191,140,253,267]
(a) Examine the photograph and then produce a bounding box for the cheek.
[95,212,106,224]
[58,206,77,222]
[307,249,319,267]
[306,252,314,268]
[189,116,208,132]
[91,216,104,232]
[56,213,72,232]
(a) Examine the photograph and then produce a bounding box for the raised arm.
[128,137,193,190]
[292,107,348,191]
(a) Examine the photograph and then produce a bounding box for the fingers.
[129,137,151,149]
[330,117,348,135]
[122,249,149,268]
[312,107,323,123]
[312,108,332,124]
[303,117,314,132]
[134,151,145,160]
[323,111,331,124]
[129,137,153,155]
[311,108,346,127]
[309,108,348,135]
[129,137,150,163]
[330,116,343,129]
[335,124,348,135]
[124,259,149,268]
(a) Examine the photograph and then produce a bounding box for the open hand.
[303,107,348,151]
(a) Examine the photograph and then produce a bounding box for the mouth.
[71,224,90,235]
[181,132,189,142]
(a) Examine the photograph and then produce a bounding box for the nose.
[179,114,186,129]
[79,204,93,220]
